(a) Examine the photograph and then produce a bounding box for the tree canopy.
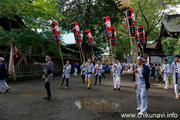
[0,0,180,61]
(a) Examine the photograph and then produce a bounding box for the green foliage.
[174,37,180,54]
[0,0,62,30]
[58,0,121,49]
[131,0,179,41]
[0,0,179,60]
[0,0,64,56]
[161,37,177,56]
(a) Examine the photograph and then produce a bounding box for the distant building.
[145,14,180,63]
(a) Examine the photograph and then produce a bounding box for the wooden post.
[91,46,96,64]
[80,46,85,62]
[58,43,64,67]
[109,39,114,61]
[133,37,138,57]
[114,46,116,58]
[79,48,82,65]
[126,11,137,83]
[142,46,145,57]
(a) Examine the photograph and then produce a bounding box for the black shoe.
[94,83,96,85]
[118,88,120,91]
[0,92,1,94]
[87,87,91,90]
[43,97,48,99]
[113,88,117,90]
[5,88,10,92]
[46,97,51,100]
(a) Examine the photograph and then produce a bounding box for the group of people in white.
[0,54,180,115]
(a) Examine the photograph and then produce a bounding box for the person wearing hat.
[111,58,122,91]
[0,57,10,93]
[161,58,170,89]
[94,60,103,85]
[171,55,180,99]
[34,55,54,100]
[83,58,95,89]
[133,56,150,115]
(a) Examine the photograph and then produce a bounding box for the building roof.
[146,40,159,49]
[146,14,180,50]
[160,14,180,38]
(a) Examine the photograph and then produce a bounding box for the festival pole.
[103,16,113,62]
[51,21,64,67]
[109,39,114,60]
[110,26,117,59]
[85,29,95,63]
[113,46,117,58]
[137,26,147,57]
[142,46,145,57]
[72,22,85,63]
[58,43,64,67]
[79,48,82,65]
[80,45,85,62]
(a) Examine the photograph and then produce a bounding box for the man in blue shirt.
[0,57,10,93]
[133,56,150,115]
[101,64,106,79]
[73,62,78,76]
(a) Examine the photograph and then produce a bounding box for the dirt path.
[0,72,180,120]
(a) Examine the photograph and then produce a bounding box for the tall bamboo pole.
[80,46,85,62]
[58,43,64,67]
[79,48,82,65]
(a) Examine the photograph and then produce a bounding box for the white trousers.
[174,79,180,96]
[136,86,148,113]
[113,76,120,88]
[164,76,169,88]
[74,69,77,76]
[0,79,10,92]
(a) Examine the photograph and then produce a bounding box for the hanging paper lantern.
[51,21,61,43]
[137,26,146,45]
[103,16,112,39]
[72,22,82,41]
[125,8,137,37]
[85,29,93,47]
[110,26,117,46]
[115,0,130,10]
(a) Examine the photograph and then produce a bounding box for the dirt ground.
[0,72,180,120]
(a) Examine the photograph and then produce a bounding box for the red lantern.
[75,40,81,48]
[72,22,82,47]
[85,29,93,47]
[110,26,117,46]
[137,26,146,45]
[103,16,112,39]
[72,22,82,41]
[125,8,137,37]
[51,21,61,43]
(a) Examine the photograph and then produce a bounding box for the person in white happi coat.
[83,58,95,89]
[94,60,103,85]
[111,58,122,91]
[58,60,71,89]
[171,55,180,99]
[80,64,86,83]
[161,58,170,89]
